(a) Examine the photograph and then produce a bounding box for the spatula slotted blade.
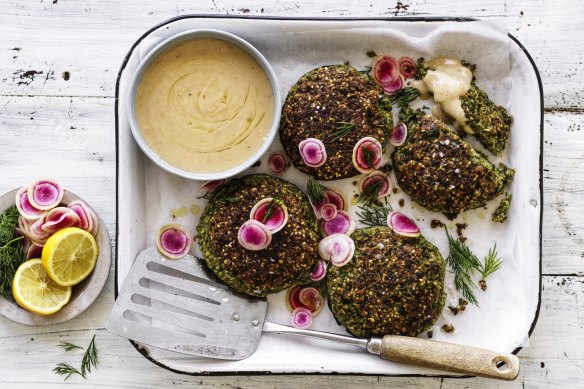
[106,248,267,360]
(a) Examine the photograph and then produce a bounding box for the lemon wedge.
[42,227,99,287]
[12,259,72,315]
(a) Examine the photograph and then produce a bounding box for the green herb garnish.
[262,198,280,223]
[358,66,372,75]
[0,206,26,297]
[307,176,327,203]
[389,87,420,108]
[330,121,355,141]
[478,245,502,291]
[58,341,84,352]
[54,335,99,381]
[356,203,393,227]
[361,145,376,169]
[357,180,383,207]
[444,226,482,306]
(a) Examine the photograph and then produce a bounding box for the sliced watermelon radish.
[68,200,94,232]
[26,244,43,260]
[287,285,305,311]
[325,189,346,211]
[370,55,400,86]
[41,207,81,234]
[320,210,355,237]
[390,123,408,146]
[27,180,63,211]
[238,220,272,251]
[291,307,312,329]
[298,138,327,168]
[309,259,328,282]
[250,198,288,234]
[352,137,383,173]
[382,75,404,94]
[157,224,191,259]
[268,152,288,174]
[387,211,421,237]
[359,171,393,200]
[321,203,338,221]
[200,179,226,193]
[299,287,323,312]
[318,233,355,267]
[15,187,44,220]
[398,56,417,78]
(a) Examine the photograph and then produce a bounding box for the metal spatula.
[106,248,519,380]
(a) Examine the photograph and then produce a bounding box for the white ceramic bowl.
[127,29,281,181]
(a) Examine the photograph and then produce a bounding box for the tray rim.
[114,14,544,378]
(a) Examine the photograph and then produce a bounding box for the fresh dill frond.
[58,341,84,352]
[357,180,383,207]
[80,335,99,376]
[53,363,83,381]
[330,121,355,141]
[356,203,393,227]
[444,226,482,306]
[478,244,503,291]
[359,66,372,75]
[306,176,327,203]
[389,87,421,108]
[0,206,26,297]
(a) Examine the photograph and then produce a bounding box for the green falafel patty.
[279,65,393,180]
[392,108,514,217]
[327,226,446,338]
[197,174,319,297]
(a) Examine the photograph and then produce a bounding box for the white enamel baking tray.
[115,16,543,377]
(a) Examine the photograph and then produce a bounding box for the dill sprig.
[306,176,327,204]
[53,363,83,381]
[444,226,482,306]
[80,335,99,376]
[361,146,376,169]
[389,87,420,108]
[356,203,393,227]
[54,335,99,381]
[0,206,26,297]
[58,341,84,352]
[262,197,281,223]
[330,121,355,141]
[478,245,503,291]
[357,180,383,207]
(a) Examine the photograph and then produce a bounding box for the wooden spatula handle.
[377,335,519,380]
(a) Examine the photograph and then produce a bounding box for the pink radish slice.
[398,56,417,78]
[15,187,45,220]
[157,224,191,259]
[27,180,63,211]
[311,197,328,220]
[287,285,306,311]
[390,123,408,146]
[238,220,272,251]
[386,211,398,230]
[30,214,51,240]
[321,203,338,221]
[318,233,355,267]
[291,307,312,329]
[68,200,93,231]
[320,210,355,237]
[298,138,327,168]
[370,55,400,85]
[325,189,346,211]
[352,137,383,173]
[27,244,43,260]
[359,171,393,198]
[381,75,404,94]
[389,212,421,237]
[41,207,81,234]
[299,287,323,312]
[309,259,328,281]
[201,179,226,193]
[249,198,288,234]
[268,152,288,174]
[86,205,99,237]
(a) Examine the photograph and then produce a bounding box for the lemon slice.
[12,259,72,315]
[42,227,99,287]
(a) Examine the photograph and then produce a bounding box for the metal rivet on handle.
[252,320,259,327]
[232,313,240,322]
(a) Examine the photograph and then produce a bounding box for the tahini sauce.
[135,38,274,174]
[413,57,474,134]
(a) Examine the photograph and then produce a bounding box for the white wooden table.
[0,1,581,387]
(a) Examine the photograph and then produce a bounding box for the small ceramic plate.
[0,188,111,325]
